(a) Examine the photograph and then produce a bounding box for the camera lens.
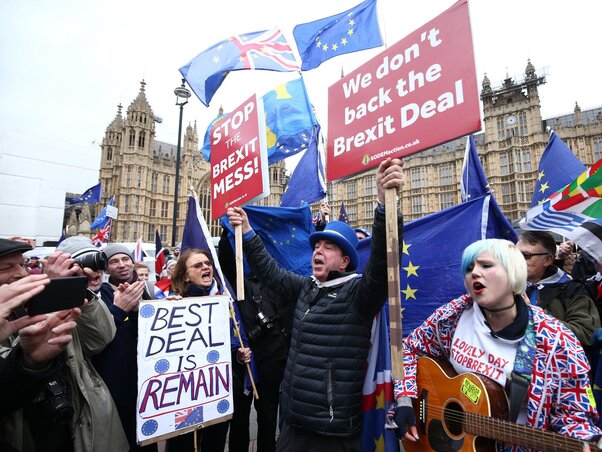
[74,252,108,272]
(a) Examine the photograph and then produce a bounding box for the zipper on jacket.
[302,307,310,321]
[327,364,334,422]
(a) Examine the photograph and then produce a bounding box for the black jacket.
[243,207,402,437]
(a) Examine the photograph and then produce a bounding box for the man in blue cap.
[227,158,404,451]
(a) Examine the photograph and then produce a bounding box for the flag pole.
[233,222,259,399]
[235,225,245,299]
[385,187,404,380]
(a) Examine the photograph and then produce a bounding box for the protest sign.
[136,296,232,444]
[327,0,480,181]
[210,94,269,220]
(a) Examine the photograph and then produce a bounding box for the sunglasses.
[521,252,550,260]
[187,260,212,271]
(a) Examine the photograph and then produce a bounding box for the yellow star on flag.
[537,171,545,181]
[375,386,385,409]
[401,285,417,300]
[403,261,420,277]
[373,434,384,451]
[402,241,411,255]
[341,37,348,45]
[539,181,549,193]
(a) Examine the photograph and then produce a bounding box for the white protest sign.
[136,296,233,444]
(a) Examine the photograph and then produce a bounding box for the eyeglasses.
[187,260,212,271]
[521,252,550,260]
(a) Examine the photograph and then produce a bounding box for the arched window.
[151,173,158,192]
[126,166,131,187]
[107,147,113,161]
[138,131,145,148]
[129,129,136,147]
[137,168,142,188]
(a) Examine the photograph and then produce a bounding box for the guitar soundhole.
[443,401,464,437]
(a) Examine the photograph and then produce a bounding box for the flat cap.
[0,238,33,258]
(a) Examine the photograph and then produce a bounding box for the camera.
[246,310,275,343]
[74,251,108,272]
[31,375,74,424]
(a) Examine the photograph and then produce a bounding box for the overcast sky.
[1,0,600,169]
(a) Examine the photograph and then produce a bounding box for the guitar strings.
[416,402,592,451]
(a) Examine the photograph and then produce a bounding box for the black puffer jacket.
[243,208,402,437]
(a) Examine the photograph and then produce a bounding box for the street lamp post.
[172,79,191,247]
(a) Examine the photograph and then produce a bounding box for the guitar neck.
[465,411,585,451]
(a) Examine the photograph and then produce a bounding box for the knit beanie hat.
[104,244,131,261]
[56,236,99,258]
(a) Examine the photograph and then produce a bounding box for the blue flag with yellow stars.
[530,130,586,207]
[180,29,299,106]
[69,183,101,204]
[461,135,491,202]
[90,196,113,229]
[338,201,350,224]
[293,0,383,71]
[201,77,318,165]
[221,204,315,277]
[356,194,517,339]
[280,125,326,207]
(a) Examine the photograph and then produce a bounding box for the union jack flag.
[92,218,111,247]
[174,406,203,430]
[180,28,299,106]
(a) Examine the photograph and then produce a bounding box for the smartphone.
[27,276,88,316]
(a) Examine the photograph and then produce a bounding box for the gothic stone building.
[98,81,286,244]
[100,63,602,243]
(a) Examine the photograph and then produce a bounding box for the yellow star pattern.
[537,170,545,181]
[212,56,220,64]
[539,181,549,193]
[402,241,411,255]
[375,386,385,409]
[273,83,292,100]
[322,43,328,51]
[341,37,348,45]
[349,19,355,26]
[332,43,338,51]
[403,261,420,277]
[401,285,417,300]
[347,28,354,36]
[373,434,384,451]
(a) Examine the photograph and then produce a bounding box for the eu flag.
[293,0,383,71]
[221,204,315,276]
[530,130,586,207]
[280,125,326,207]
[461,135,490,202]
[201,77,318,165]
[90,196,114,229]
[338,201,350,224]
[356,194,517,335]
[180,29,299,106]
[70,183,101,204]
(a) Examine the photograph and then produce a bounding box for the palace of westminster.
[87,61,602,244]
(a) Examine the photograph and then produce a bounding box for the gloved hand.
[591,327,602,348]
[385,397,417,439]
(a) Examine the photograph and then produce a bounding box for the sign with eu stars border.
[136,296,232,445]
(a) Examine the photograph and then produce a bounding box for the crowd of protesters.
[3,158,602,451]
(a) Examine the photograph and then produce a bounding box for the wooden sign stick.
[385,187,404,380]
[233,223,259,399]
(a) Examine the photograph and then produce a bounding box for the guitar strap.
[508,307,536,423]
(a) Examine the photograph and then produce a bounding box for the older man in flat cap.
[0,237,128,451]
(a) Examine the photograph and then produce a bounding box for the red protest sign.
[327,0,480,181]
[210,95,269,220]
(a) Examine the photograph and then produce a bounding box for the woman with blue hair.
[390,238,602,451]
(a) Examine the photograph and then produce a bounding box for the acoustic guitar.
[402,356,592,451]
